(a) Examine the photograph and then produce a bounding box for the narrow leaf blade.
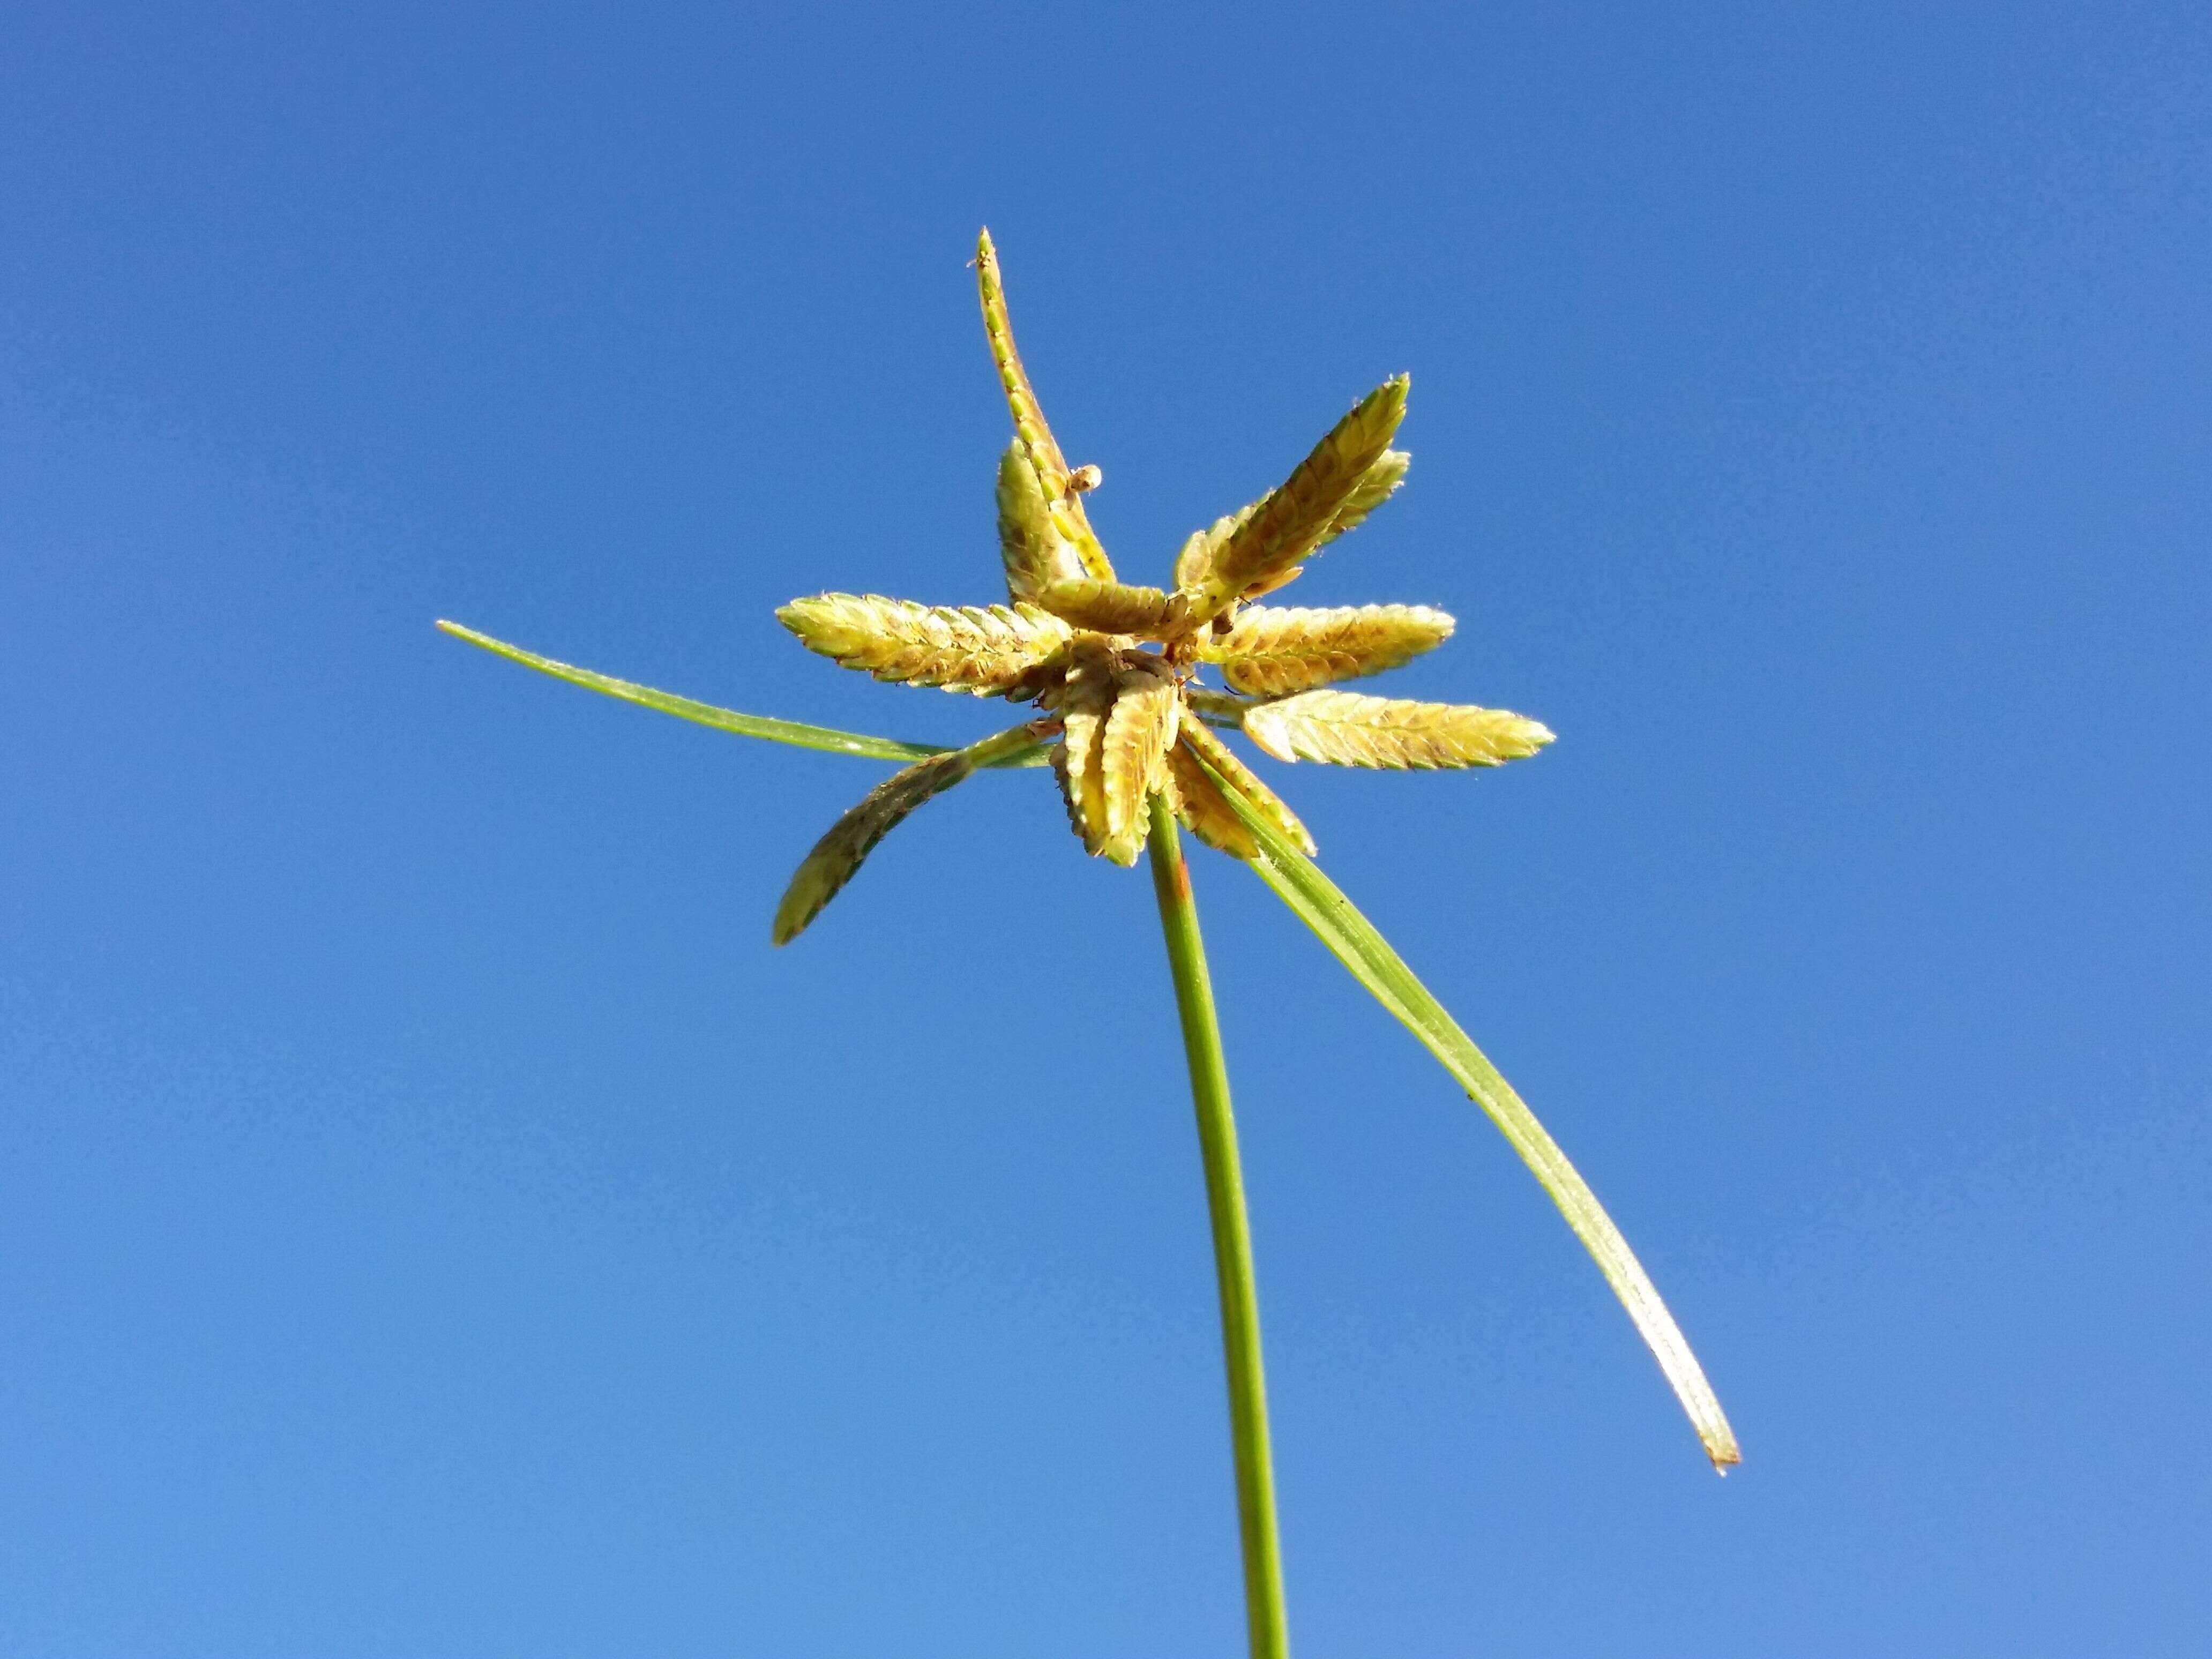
[1202,757,1742,1469]
[437,621,1050,767]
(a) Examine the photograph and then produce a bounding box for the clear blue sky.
[4,3,2206,1654]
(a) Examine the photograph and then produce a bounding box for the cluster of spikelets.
[768,230,1553,943]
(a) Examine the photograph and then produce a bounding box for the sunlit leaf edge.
[1197,753,1743,1470]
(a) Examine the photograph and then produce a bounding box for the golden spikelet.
[1221,452,1405,602]
[996,443,1087,603]
[1098,660,1178,864]
[771,750,976,944]
[1171,529,1209,594]
[1049,741,1083,846]
[1163,737,1258,858]
[1243,689,1555,770]
[1053,641,1118,855]
[1037,578,1189,638]
[1172,500,1262,593]
[1202,603,1455,697]
[1174,505,1258,593]
[1186,376,1409,618]
[776,593,1072,697]
[1179,708,1317,855]
[975,229,1115,584]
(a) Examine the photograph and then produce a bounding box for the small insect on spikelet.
[766,228,1552,941]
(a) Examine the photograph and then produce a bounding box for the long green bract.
[437,621,1051,767]
[1202,759,1743,1470]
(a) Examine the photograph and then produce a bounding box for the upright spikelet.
[997,444,1087,603]
[1202,603,1455,697]
[778,594,1072,697]
[976,229,1115,584]
[1099,659,1178,864]
[1243,689,1555,769]
[1179,709,1316,854]
[1037,578,1189,638]
[1184,376,1410,619]
[1213,450,1414,605]
[771,750,976,944]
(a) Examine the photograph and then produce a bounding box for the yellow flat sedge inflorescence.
[438,230,1741,1506]
[773,228,1553,940]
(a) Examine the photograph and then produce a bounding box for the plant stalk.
[1146,793,1290,1659]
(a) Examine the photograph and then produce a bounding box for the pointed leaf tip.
[1192,750,1741,1470]
[437,618,963,763]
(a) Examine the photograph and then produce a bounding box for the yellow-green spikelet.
[1178,709,1316,854]
[976,229,1115,583]
[1038,578,1189,639]
[777,593,1073,698]
[1098,657,1179,864]
[995,443,1087,603]
[1053,640,1120,856]
[771,749,976,944]
[1202,603,1454,697]
[1186,377,1409,618]
[1242,689,1554,769]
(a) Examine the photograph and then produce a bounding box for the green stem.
[1146,794,1290,1659]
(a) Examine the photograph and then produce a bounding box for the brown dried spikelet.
[1202,603,1454,697]
[1053,641,1119,855]
[778,593,1072,698]
[772,750,976,944]
[1178,708,1317,855]
[1190,376,1409,617]
[1243,689,1555,770]
[1037,578,1188,639]
[1098,660,1178,864]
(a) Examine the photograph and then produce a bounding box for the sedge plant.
[440,229,1738,1657]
